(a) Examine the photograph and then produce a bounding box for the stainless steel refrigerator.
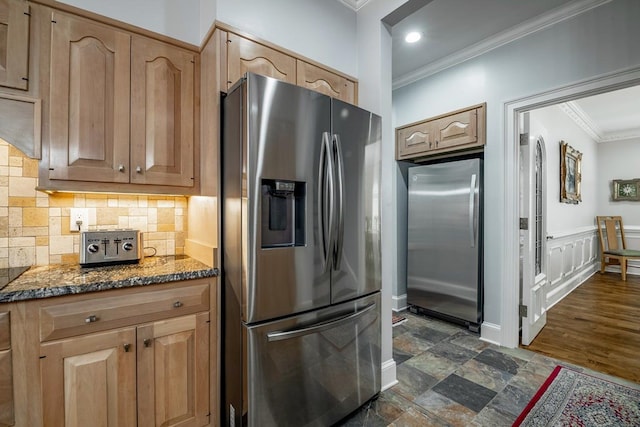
[407,158,483,330]
[221,73,382,427]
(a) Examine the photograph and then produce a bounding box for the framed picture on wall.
[612,179,640,201]
[560,141,582,204]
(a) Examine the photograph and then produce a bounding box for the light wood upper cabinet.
[131,36,195,187]
[296,60,355,104]
[48,11,131,183]
[0,0,30,91]
[396,103,486,161]
[137,313,210,427]
[40,327,138,427]
[227,32,296,89]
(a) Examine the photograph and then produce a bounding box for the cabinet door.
[227,32,295,89]
[137,313,209,427]
[296,60,356,104]
[0,349,13,427]
[49,11,130,183]
[0,312,12,427]
[0,0,30,90]
[40,327,137,427]
[396,121,434,160]
[131,36,195,187]
[431,108,478,151]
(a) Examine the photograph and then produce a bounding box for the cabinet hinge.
[519,133,529,146]
[519,218,528,230]
[519,305,528,317]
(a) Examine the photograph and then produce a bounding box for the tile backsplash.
[0,139,186,268]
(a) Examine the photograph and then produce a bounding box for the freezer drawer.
[243,292,380,427]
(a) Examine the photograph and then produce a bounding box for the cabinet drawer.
[396,122,434,160]
[39,281,210,342]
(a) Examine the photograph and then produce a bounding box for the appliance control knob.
[87,244,99,254]
[122,242,134,251]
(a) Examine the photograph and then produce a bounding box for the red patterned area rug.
[391,313,407,327]
[513,365,640,426]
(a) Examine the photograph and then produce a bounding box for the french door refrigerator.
[407,158,483,330]
[221,73,382,427]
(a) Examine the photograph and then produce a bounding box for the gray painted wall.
[392,0,640,327]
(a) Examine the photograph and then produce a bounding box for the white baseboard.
[480,322,501,346]
[392,293,407,312]
[381,358,397,391]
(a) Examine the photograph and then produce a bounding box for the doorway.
[503,67,640,349]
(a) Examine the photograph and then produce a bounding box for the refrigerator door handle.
[332,134,345,270]
[266,302,377,342]
[318,132,336,273]
[469,173,477,248]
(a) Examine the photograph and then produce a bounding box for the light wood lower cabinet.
[40,327,137,426]
[0,311,13,427]
[40,313,210,427]
[137,313,210,427]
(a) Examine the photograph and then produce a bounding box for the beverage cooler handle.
[469,173,477,248]
[333,134,345,270]
[266,302,377,342]
[318,132,335,273]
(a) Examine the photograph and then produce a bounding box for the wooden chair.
[596,216,640,281]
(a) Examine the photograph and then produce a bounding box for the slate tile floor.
[337,310,583,427]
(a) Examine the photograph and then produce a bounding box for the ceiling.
[375,0,640,142]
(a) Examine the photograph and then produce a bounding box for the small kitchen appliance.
[80,229,142,266]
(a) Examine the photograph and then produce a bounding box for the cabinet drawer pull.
[85,315,99,323]
[143,338,152,347]
[123,343,131,352]
[136,166,142,173]
[173,301,183,308]
[118,164,125,172]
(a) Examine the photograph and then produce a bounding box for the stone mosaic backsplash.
[0,139,186,268]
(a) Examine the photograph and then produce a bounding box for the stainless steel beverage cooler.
[221,73,382,426]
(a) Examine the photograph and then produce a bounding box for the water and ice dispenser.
[261,179,305,248]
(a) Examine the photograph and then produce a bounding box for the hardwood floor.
[522,271,640,383]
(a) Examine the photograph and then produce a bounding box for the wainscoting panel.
[546,227,598,309]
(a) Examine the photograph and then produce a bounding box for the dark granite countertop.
[0,256,218,303]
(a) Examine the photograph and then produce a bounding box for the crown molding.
[337,0,371,11]
[558,101,603,141]
[559,101,640,143]
[393,0,612,90]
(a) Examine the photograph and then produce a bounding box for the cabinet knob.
[136,166,142,174]
[118,164,125,172]
[173,301,183,308]
[85,315,98,323]
[144,338,152,347]
[123,343,131,352]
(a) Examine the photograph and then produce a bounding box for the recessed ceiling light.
[405,32,421,43]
